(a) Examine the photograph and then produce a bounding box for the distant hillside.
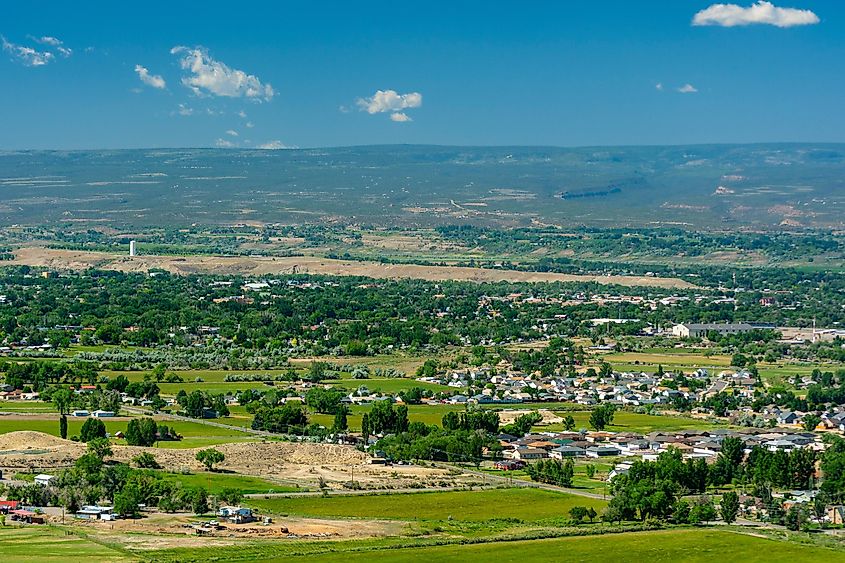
[1,144,844,230]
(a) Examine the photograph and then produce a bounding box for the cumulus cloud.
[226,129,239,137]
[134,64,166,89]
[693,1,820,27]
[655,83,664,91]
[245,121,255,128]
[176,103,194,116]
[390,112,412,122]
[677,83,699,93]
[215,138,236,148]
[2,36,55,66]
[171,46,274,101]
[357,89,422,115]
[257,140,294,150]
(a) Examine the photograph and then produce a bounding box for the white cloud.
[693,1,820,27]
[677,83,699,93]
[2,36,55,66]
[655,83,664,91]
[177,103,194,116]
[390,112,412,122]
[357,89,422,114]
[134,64,166,89]
[31,35,71,57]
[257,140,294,150]
[215,138,236,148]
[237,110,247,118]
[226,129,239,137]
[245,121,255,128]
[171,46,274,101]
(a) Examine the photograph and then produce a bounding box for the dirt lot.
[12,246,695,289]
[70,511,405,550]
[0,431,470,490]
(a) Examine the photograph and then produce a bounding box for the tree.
[563,415,576,431]
[80,418,107,442]
[589,404,616,431]
[569,506,588,522]
[52,388,72,440]
[720,491,740,524]
[813,492,828,528]
[784,505,807,531]
[305,387,344,414]
[689,496,716,524]
[217,487,243,506]
[361,413,370,443]
[332,405,349,433]
[87,437,113,460]
[803,414,821,432]
[586,506,597,523]
[196,448,225,471]
[190,487,209,514]
[132,452,160,469]
[125,417,158,447]
[585,464,597,479]
[113,484,142,518]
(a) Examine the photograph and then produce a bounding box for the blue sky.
[1,1,842,149]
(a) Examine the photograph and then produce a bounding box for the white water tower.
[129,240,137,257]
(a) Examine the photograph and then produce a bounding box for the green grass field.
[0,526,133,562]
[159,471,301,495]
[539,410,720,433]
[247,488,605,522]
[0,400,55,413]
[291,529,845,563]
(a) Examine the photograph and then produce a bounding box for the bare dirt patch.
[13,247,695,289]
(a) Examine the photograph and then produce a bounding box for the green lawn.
[292,529,845,563]
[538,410,720,433]
[247,488,605,522]
[159,471,302,495]
[0,400,55,413]
[0,526,133,562]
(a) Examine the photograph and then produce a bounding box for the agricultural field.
[247,488,605,522]
[0,526,133,562]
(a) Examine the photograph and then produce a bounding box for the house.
[549,445,586,459]
[34,474,54,486]
[217,506,256,524]
[586,446,622,458]
[511,447,548,461]
[608,462,632,481]
[493,460,525,471]
[671,323,755,339]
[71,410,90,417]
[76,505,114,520]
[92,410,115,418]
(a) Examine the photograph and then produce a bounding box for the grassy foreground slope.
[0,526,133,562]
[285,530,845,563]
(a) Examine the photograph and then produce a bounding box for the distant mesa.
[560,187,621,200]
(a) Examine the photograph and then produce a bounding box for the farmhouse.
[671,323,755,339]
[76,505,115,520]
[218,506,256,524]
